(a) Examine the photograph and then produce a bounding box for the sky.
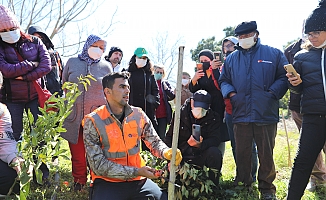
[81,0,319,78]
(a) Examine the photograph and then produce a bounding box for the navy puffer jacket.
[0,36,51,102]
[290,47,326,114]
[219,39,288,124]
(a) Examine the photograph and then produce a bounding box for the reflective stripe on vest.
[90,106,146,182]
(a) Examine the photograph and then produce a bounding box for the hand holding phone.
[192,124,201,141]
[213,51,221,61]
[284,64,302,82]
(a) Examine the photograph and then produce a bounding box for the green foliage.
[190,26,235,63]
[280,89,290,110]
[5,75,94,200]
[190,36,221,62]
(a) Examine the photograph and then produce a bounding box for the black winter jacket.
[164,99,221,158]
[290,47,326,114]
[284,39,303,112]
[128,66,159,126]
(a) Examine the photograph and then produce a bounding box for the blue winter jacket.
[219,39,288,124]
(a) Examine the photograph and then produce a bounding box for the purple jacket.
[0,36,51,102]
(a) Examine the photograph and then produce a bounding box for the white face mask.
[88,47,103,60]
[182,79,189,86]
[136,58,147,68]
[313,39,326,49]
[191,107,207,119]
[239,34,256,49]
[0,29,20,44]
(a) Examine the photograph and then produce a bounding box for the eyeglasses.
[305,31,321,39]
[156,72,163,74]
[223,43,235,49]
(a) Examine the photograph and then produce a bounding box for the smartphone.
[213,51,221,61]
[284,64,301,81]
[192,124,201,141]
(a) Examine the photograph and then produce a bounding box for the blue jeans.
[225,113,258,182]
[5,99,40,141]
[92,178,167,200]
[5,99,49,179]
[156,117,167,140]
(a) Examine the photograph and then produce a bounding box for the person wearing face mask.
[128,47,160,139]
[0,5,51,185]
[28,25,64,97]
[165,90,222,186]
[104,46,125,72]
[286,1,326,199]
[221,36,259,183]
[153,64,175,140]
[189,49,229,158]
[61,34,112,191]
[176,72,193,105]
[219,21,288,200]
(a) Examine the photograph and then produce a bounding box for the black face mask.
[225,51,233,57]
[202,62,210,71]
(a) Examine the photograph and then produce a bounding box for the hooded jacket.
[219,38,288,123]
[0,36,51,102]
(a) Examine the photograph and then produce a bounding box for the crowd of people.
[0,1,326,199]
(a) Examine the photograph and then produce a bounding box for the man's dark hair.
[102,71,130,89]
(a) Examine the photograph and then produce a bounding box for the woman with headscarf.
[62,34,112,191]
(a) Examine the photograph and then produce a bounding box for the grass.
[7,119,326,200]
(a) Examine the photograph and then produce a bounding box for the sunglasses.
[155,72,163,74]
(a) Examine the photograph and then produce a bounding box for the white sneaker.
[306,181,317,192]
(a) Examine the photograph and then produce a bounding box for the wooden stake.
[281,110,292,168]
[168,46,184,200]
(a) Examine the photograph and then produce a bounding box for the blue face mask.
[154,73,163,80]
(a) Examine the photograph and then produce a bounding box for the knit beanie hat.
[198,49,214,61]
[105,46,123,63]
[304,0,326,33]
[0,5,20,30]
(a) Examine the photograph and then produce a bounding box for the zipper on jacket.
[143,69,147,112]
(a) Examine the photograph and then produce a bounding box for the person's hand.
[191,70,205,85]
[137,166,157,179]
[286,72,302,86]
[10,157,24,175]
[187,135,203,148]
[163,148,182,166]
[32,62,39,67]
[211,59,222,70]
[15,76,23,80]
[229,92,236,98]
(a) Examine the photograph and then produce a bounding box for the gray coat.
[61,57,112,144]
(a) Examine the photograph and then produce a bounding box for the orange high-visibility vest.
[86,105,146,182]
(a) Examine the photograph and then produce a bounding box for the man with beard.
[105,46,124,72]
[83,71,182,200]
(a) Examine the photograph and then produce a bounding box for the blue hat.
[234,21,258,36]
[193,90,211,110]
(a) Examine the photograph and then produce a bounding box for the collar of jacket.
[235,38,261,52]
[106,102,133,118]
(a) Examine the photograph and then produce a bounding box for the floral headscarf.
[78,34,105,65]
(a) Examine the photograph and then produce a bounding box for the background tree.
[190,26,235,62]
[2,0,118,57]
[149,31,184,82]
